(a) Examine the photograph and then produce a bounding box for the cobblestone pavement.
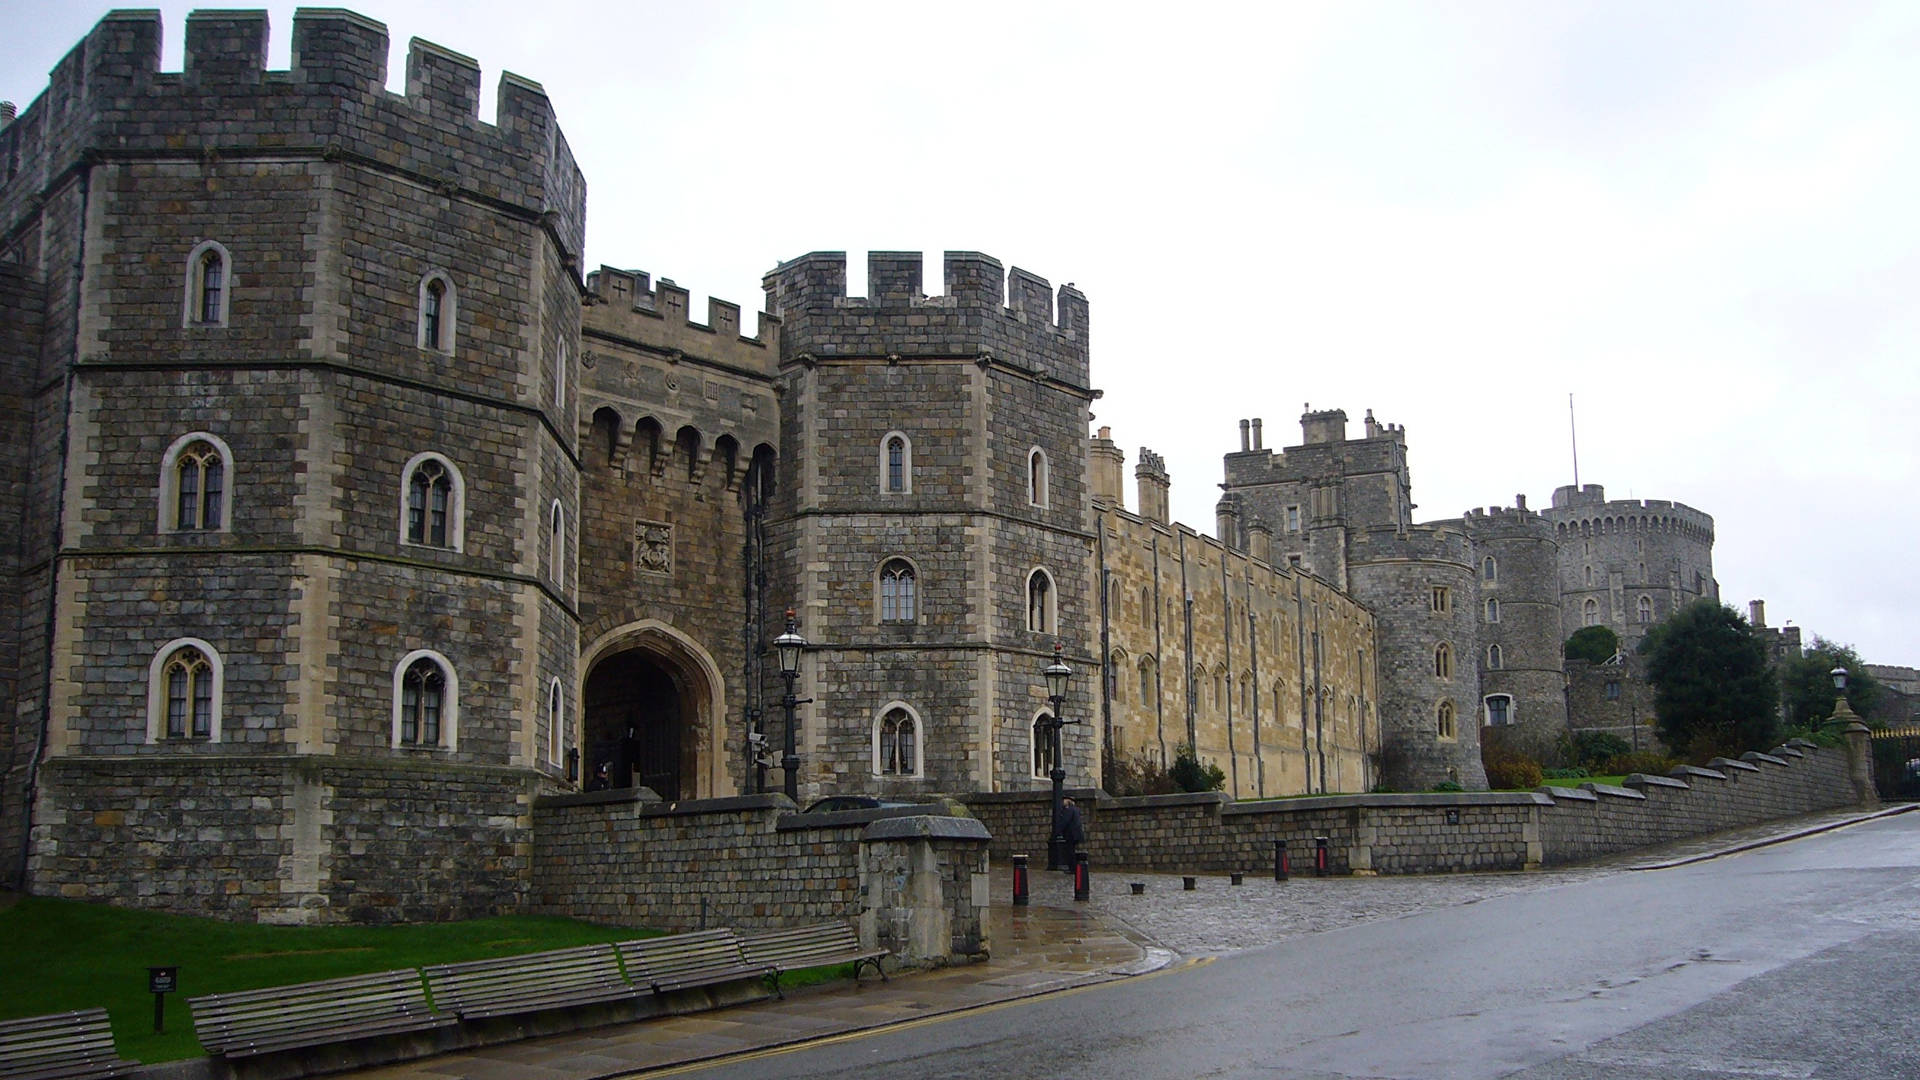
[1000,805,1913,957]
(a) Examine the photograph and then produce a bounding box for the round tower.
[1463,498,1566,760]
[1345,524,1488,791]
[1546,484,1716,650]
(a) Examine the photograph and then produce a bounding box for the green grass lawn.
[0,896,660,1063]
[1540,774,1627,788]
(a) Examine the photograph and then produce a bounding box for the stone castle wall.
[966,737,1864,875]
[30,755,548,922]
[1094,490,1377,799]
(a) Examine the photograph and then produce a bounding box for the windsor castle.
[0,10,1718,920]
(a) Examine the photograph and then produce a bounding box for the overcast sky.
[6,1,1916,667]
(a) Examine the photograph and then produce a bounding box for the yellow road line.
[619,957,1215,1078]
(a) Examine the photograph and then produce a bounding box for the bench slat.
[740,923,890,995]
[617,930,771,994]
[0,1008,137,1080]
[189,968,451,1059]
[420,943,639,1020]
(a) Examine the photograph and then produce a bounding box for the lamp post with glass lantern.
[774,611,810,802]
[1043,645,1076,871]
[1830,667,1858,723]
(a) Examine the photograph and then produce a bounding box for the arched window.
[1485,598,1499,623]
[875,704,921,777]
[549,500,565,587]
[1028,447,1049,507]
[1437,700,1457,740]
[401,453,464,550]
[1031,712,1056,778]
[418,272,457,354]
[1139,656,1156,704]
[1109,651,1125,702]
[1487,643,1503,670]
[1482,555,1496,582]
[393,651,457,750]
[879,558,917,623]
[554,334,568,413]
[880,432,911,494]
[1637,595,1653,623]
[1585,565,1594,587]
[547,678,564,767]
[147,639,223,743]
[159,432,233,533]
[183,241,232,327]
[1027,569,1055,633]
[1485,695,1512,727]
[1434,642,1453,679]
[1582,598,1600,627]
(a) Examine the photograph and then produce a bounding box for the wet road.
[670,813,1920,1079]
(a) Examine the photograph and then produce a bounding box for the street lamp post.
[774,611,809,802]
[1044,645,1073,871]
[1831,667,1859,724]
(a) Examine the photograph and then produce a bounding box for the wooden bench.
[420,943,640,1020]
[740,923,889,996]
[617,929,769,996]
[188,968,455,1059]
[0,1008,136,1080]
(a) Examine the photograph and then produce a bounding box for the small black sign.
[148,966,178,995]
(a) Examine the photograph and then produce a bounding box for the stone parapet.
[964,741,1863,876]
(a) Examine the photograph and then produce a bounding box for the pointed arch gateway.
[580,621,730,800]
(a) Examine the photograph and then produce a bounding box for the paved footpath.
[341,805,1909,1080]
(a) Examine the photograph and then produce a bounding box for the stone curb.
[1628,804,1917,871]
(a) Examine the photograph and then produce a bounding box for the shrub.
[1169,744,1227,793]
[1567,730,1630,770]
[1541,766,1590,780]
[1605,750,1679,776]
[1101,747,1181,796]
[1429,780,1464,792]
[1484,754,1543,790]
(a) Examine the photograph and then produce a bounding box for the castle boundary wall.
[530,793,989,962]
[963,737,1866,875]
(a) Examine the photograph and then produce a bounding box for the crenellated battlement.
[762,251,1090,386]
[1543,485,1715,543]
[584,266,778,374]
[1349,522,1476,567]
[0,9,584,259]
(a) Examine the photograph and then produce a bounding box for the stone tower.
[1545,484,1717,650]
[761,252,1096,796]
[1220,409,1487,790]
[1462,498,1567,756]
[0,10,585,918]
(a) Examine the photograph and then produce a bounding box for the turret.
[1136,448,1170,525]
[1089,426,1125,510]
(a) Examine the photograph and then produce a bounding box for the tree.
[1564,625,1621,665]
[1780,637,1884,730]
[1638,600,1778,761]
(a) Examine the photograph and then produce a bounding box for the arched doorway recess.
[580,621,729,800]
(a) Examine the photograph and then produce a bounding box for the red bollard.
[1314,835,1331,876]
[1274,839,1290,882]
[1012,854,1030,906]
[1073,851,1091,902]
